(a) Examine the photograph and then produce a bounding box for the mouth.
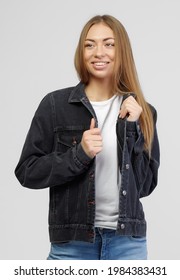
[91,61,110,66]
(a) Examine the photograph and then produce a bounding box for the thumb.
[90,118,95,130]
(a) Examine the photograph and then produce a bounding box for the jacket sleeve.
[15,94,92,189]
[118,105,160,198]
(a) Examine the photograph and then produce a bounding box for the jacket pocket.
[55,125,89,153]
[129,236,146,241]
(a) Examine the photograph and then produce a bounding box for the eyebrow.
[85,37,115,42]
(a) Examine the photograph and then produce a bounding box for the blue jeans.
[47,228,147,260]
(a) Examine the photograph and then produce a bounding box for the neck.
[85,79,114,101]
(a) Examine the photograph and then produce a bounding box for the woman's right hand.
[81,118,103,158]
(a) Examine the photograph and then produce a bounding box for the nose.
[94,44,105,58]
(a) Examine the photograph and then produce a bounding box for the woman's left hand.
[119,96,142,122]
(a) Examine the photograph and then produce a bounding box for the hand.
[119,96,142,121]
[81,118,103,158]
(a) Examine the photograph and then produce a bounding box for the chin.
[93,73,112,80]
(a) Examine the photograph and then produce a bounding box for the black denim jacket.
[15,82,160,243]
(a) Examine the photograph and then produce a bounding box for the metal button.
[89,172,94,178]
[88,200,95,205]
[125,164,129,169]
[72,137,77,146]
[122,190,127,196]
[99,227,103,233]
[121,224,125,229]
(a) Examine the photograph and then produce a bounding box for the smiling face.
[83,23,115,83]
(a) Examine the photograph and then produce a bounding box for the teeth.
[94,62,107,66]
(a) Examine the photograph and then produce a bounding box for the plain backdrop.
[0,0,179,260]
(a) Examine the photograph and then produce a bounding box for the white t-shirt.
[90,95,122,229]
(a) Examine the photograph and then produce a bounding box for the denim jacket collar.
[68,82,136,104]
[68,82,86,103]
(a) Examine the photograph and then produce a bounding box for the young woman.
[15,15,160,260]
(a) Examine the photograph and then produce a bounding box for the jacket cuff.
[74,143,93,168]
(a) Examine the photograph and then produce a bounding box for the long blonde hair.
[74,15,154,153]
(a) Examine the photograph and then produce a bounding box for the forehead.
[86,23,114,39]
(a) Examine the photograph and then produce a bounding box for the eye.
[105,42,115,47]
[84,43,94,49]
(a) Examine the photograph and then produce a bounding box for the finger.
[93,141,103,147]
[90,128,101,135]
[91,135,103,141]
[119,107,128,118]
[90,118,96,130]
[120,97,142,118]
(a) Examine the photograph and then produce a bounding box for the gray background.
[0,0,179,259]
